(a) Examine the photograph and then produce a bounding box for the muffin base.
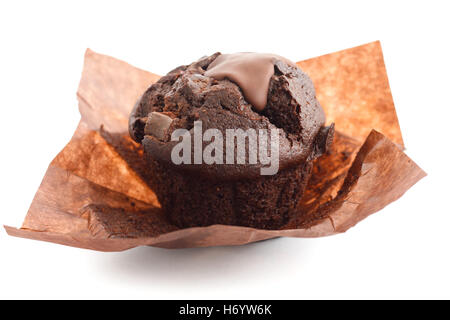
[145,157,313,230]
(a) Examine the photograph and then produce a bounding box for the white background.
[0,0,449,299]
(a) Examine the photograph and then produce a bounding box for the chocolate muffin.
[129,52,334,229]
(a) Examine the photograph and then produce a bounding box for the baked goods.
[129,52,334,229]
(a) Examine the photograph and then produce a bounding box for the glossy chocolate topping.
[205,53,296,111]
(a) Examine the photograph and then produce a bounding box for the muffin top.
[129,53,333,180]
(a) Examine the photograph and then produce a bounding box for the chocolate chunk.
[129,52,334,229]
[144,112,174,140]
[205,53,297,112]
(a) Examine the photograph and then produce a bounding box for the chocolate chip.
[144,112,174,140]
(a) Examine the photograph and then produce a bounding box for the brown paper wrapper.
[4,41,426,251]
